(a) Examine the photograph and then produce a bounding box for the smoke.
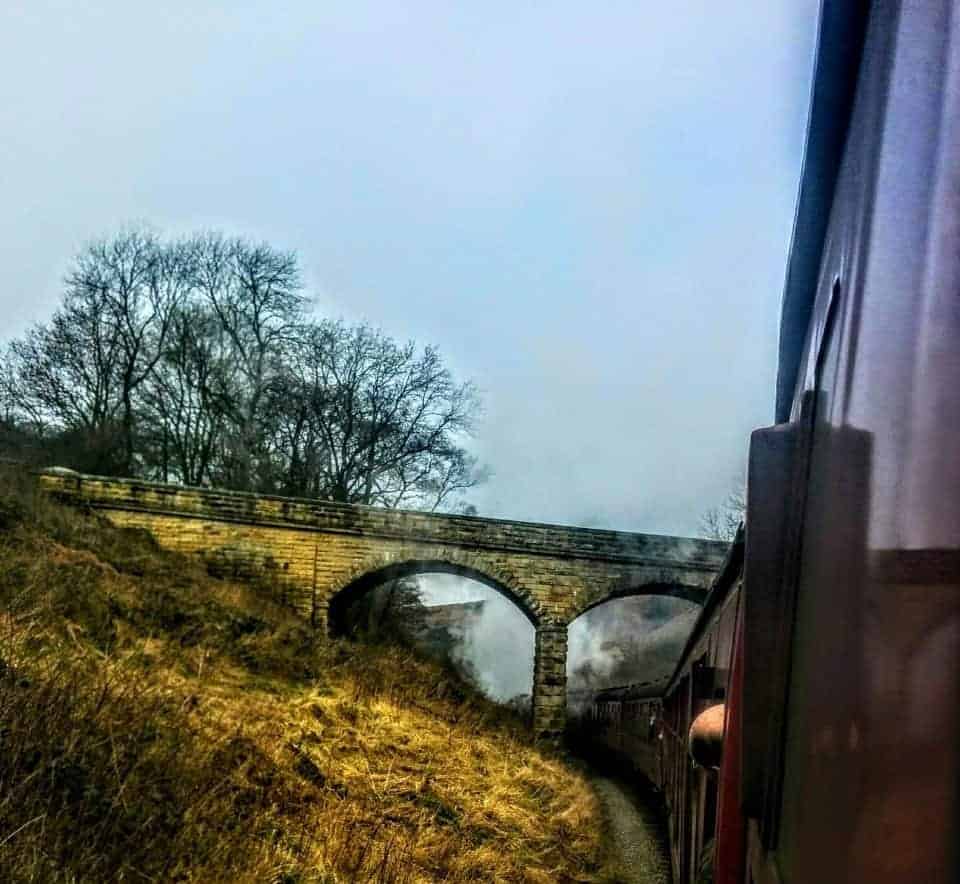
[416,574,534,703]
[415,575,699,711]
[567,597,698,703]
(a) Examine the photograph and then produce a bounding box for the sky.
[0,1,820,537]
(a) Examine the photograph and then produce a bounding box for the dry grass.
[0,468,604,882]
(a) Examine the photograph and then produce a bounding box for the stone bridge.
[38,470,727,738]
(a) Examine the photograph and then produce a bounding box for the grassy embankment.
[0,469,605,882]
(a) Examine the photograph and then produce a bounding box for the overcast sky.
[1,1,820,536]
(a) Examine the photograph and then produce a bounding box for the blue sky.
[0,1,820,535]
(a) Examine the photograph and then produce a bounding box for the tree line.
[1,229,485,511]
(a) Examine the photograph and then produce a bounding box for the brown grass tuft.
[0,467,604,882]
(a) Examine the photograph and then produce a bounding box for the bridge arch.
[325,554,541,637]
[568,581,707,624]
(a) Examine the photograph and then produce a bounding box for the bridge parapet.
[39,471,722,569]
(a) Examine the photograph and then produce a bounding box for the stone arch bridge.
[39,470,727,738]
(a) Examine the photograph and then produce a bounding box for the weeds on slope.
[0,468,603,882]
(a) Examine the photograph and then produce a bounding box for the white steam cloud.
[416,575,699,707]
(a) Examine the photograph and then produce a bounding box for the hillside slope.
[0,470,603,883]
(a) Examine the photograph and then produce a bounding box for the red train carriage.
[586,2,960,881]
[580,683,665,785]
[659,536,742,884]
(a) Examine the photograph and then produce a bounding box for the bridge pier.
[532,624,568,740]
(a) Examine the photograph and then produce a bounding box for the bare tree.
[2,285,127,471]
[63,229,188,472]
[139,301,233,484]
[265,320,486,510]
[0,229,190,473]
[1,226,488,513]
[191,233,305,490]
[699,483,745,541]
